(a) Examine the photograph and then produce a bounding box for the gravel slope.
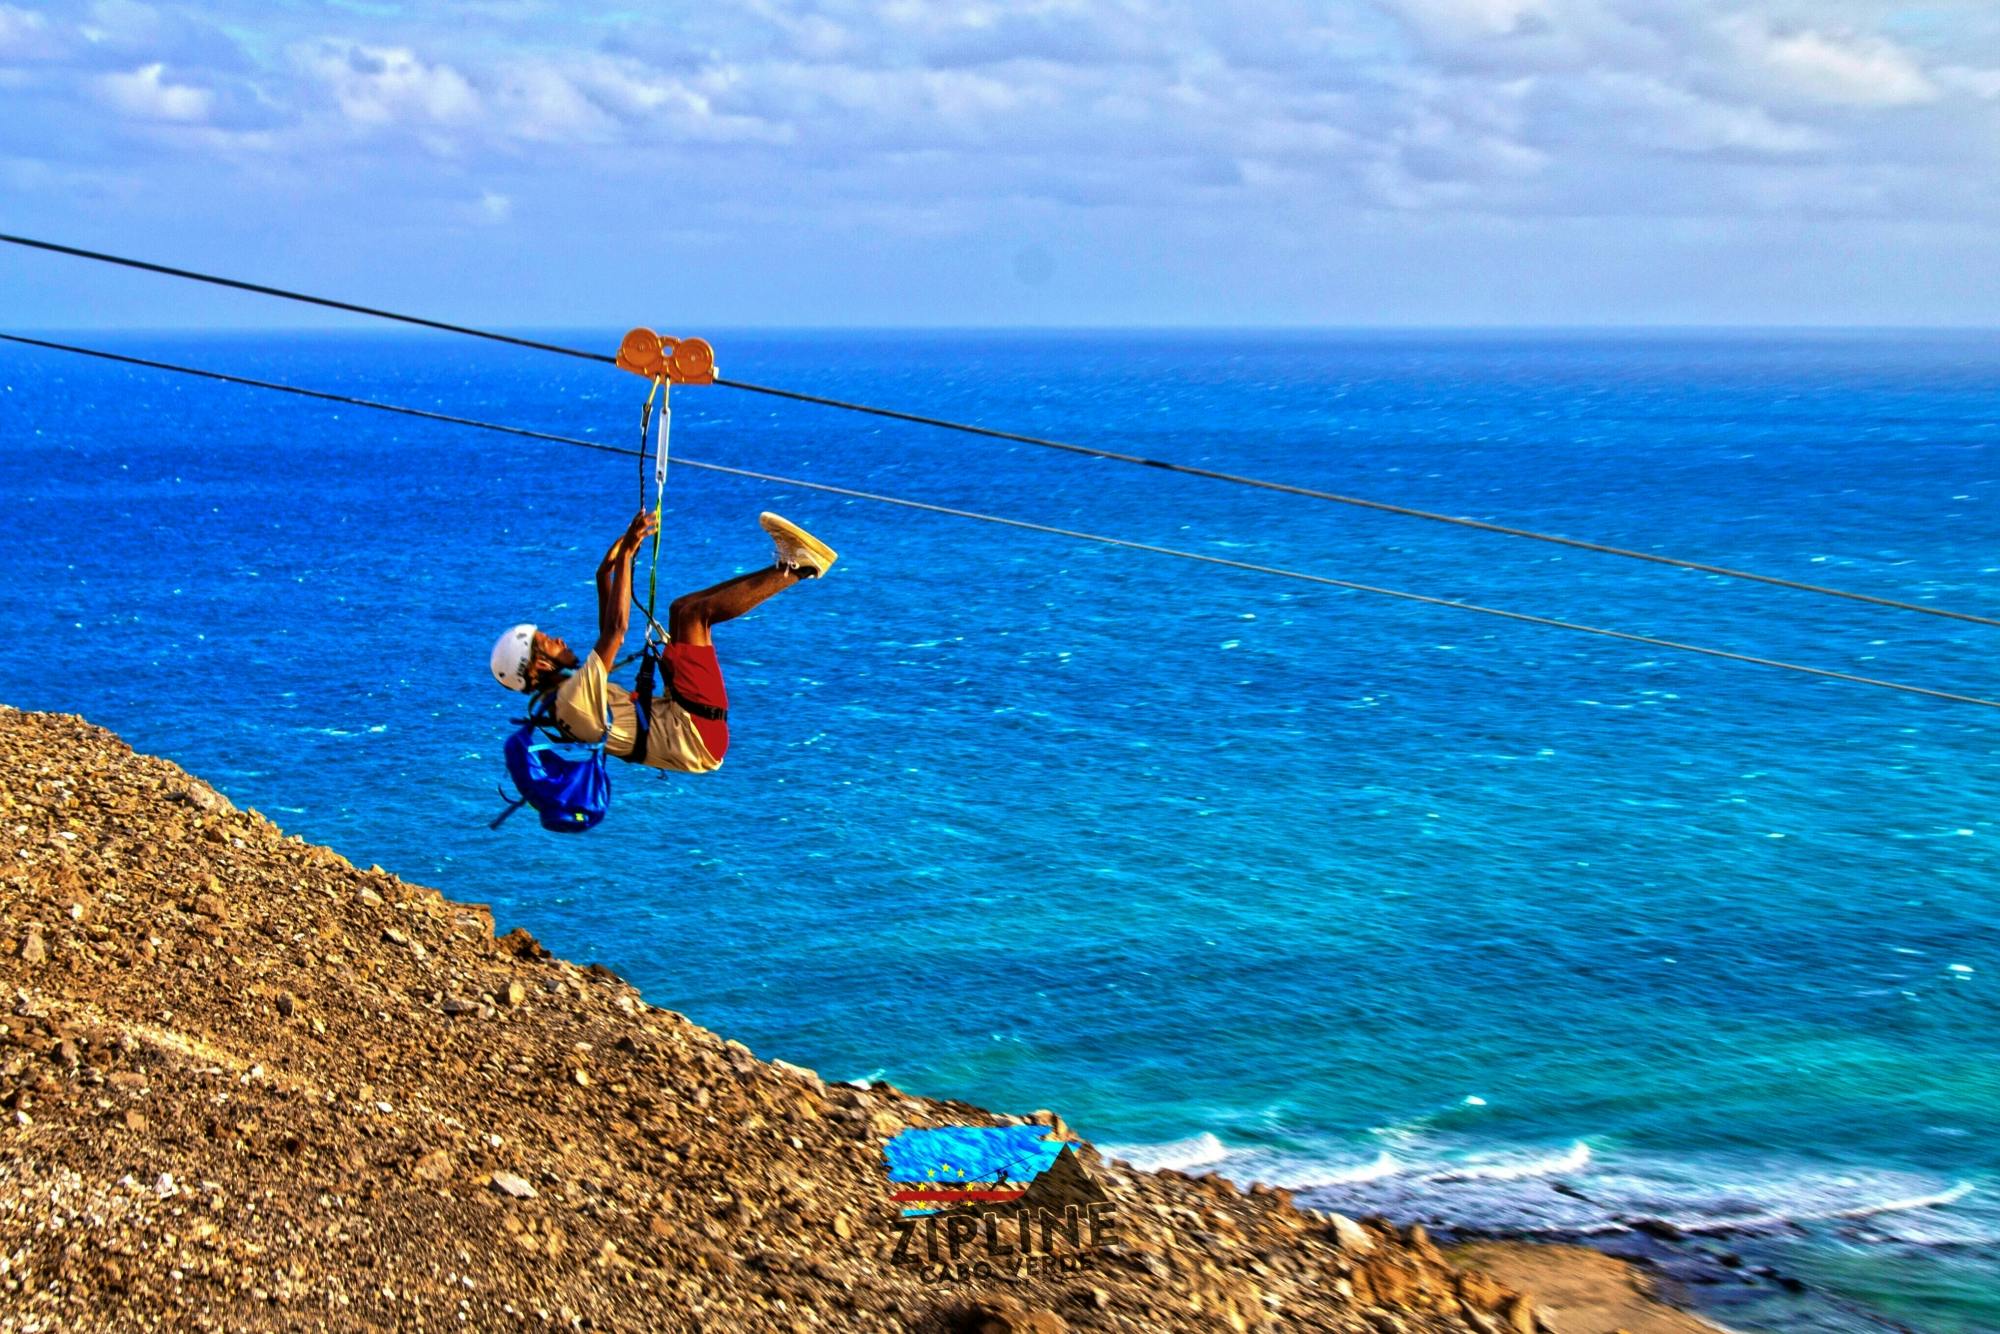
[1,706,1689,1333]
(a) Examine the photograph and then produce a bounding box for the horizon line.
[9,322,2000,338]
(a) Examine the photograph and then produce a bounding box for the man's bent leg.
[668,566,800,646]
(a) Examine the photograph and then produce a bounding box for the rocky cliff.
[0,707,1692,1333]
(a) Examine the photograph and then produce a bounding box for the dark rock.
[1628,1217,1686,1242]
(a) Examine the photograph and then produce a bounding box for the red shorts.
[666,642,729,761]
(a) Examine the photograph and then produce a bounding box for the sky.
[5,1,2000,328]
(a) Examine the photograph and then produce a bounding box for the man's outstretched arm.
[593,511,659,669]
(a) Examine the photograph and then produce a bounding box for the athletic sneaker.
[760,512,839,578]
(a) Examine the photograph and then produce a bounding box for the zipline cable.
[708,382,2000,630]
[4,231,1994,631]
[0,233,606,364]
[4,331,1994,712]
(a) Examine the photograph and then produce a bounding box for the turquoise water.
[3,330,1995,1330]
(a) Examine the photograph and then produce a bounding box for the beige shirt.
[552,654,721,774]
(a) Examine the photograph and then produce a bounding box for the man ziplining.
[490,510,838,774]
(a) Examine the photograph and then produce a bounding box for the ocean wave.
[1428,1140,1591,1183]
[1668,1180,1977,1236]
[1367,1094,1487,1147]
[1101,1135,1404,1189]
[1293,1138,1984,1256]
[1835,1181,1976,1219]
[1318,1151,1402,1184]
[1103,1132,1230,1173]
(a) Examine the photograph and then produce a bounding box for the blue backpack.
[496,725,611,832]
[491,687,638,833]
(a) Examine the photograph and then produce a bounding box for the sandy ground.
[1451,1244,1725,1333]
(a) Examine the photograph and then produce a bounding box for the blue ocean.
[3,330,1995,1331]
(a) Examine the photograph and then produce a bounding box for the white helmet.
[490,623,538,692]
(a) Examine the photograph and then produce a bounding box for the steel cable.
[4,231,1993,629]
[4,331,1993,711]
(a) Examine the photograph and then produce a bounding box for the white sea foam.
[1316,1151,1402,1184]
[1676,1178,1979,1240]
[1103,1132,1230,1172]
[1660,1178,1977,1236]
[1664,1184,1976,1240]
[1429,1141,1591,1183]
[1291,1132,1991,1261]
[1832,1180,1975,1219]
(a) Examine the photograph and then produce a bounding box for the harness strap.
[526,653,725,773]
[668,679,727,722]
[521,684,634,750]
[623,646,726,763]
[519,689,575,746]
[629,654,658,767]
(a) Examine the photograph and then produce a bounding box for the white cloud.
[0,4,52,59]
[10,0,2000,258]
[80,0,165,47]
[1934,64,2000,101]
[95,62,211,122]
[287,43,792,151]
[490,62,615,142]
[1594,74,1824,156]
[299,42,480,130]
[1733,22,1939,107]
[550,56,792,145]
[1390,0,1553,41]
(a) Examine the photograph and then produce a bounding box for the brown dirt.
[0,706,1712,1333]
[1448,1245,1727,1334]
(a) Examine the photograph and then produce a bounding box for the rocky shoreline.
[0,706,1716,1332]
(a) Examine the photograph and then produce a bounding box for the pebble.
[772,1060,825,1094]
[491,1172,538,1200]
[1325,1213,1376,1255]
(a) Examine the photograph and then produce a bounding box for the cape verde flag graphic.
[882,1126,1067,1216]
